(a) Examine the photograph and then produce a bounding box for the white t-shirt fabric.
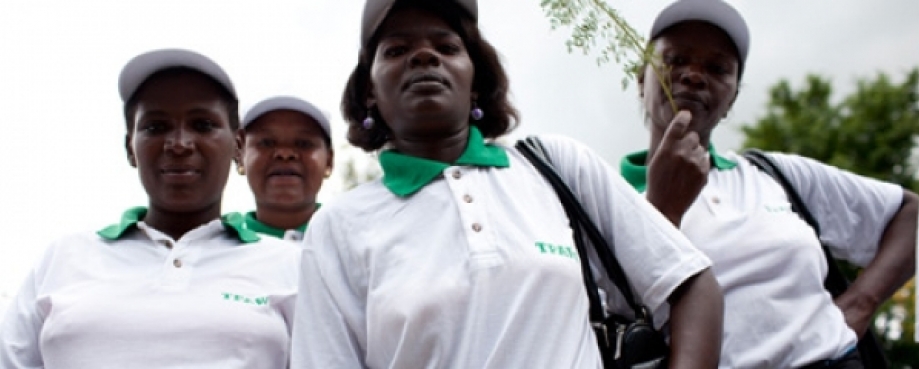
[0,218,301,369]
[657,151,901,368]
[291,134,712,369]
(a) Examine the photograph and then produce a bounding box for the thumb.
[662,110,693,143]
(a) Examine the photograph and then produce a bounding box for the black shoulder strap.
[515,136,644,319]
[742,149,889,368]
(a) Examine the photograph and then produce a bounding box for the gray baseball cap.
[650,0,750,77]
[241,96,331,141]
[118,48,237,102]
[360,0,477,44]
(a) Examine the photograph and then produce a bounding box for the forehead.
[377,7,459,40]
[654,21,739,60]
[133,70,229,107]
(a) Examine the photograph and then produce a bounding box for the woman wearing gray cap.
[290,0,723,368]
[237,96,334,240]
[619,0,917,367]
[0,49,300,368]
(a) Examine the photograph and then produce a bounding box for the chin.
[262,192,309,206]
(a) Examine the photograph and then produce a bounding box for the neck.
[392,125,469,163]
[255,203,316,230]
[143,202,222,240]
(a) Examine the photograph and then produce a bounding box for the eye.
[707,62,729,76]
[191,118,217,132]
[295,140,311,149]
[258,138,276,148]
[382,44,408,58]
[140,120,168,134]
[436,42,462,55]
[664,55,688,67]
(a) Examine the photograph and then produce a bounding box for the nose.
[677,65,707,89]
[409,45,441,68]
[273,147,299,161]
[164,129,194,156]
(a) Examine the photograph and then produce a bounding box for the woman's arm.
[666,269,723,369]
[835,189,918,336]
[0,267,45,368]
[291,215,368,369]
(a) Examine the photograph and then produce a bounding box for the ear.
[325,148,335,175]
[125,133,137,168]
[365,81,377,108]
[234,129,245,171]
[637,67,646,98]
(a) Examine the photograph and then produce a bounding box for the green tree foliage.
[742,68,919,367]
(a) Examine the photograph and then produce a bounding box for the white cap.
[361,0,477,44]
[118,48,237,102]
[650,0,750,77]
[241,96,332,140]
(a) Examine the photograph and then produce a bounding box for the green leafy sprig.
[540,0,676,112]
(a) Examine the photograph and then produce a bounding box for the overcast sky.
[1,0,918,313]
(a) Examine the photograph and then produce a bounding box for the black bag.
[743,149,889,369]
[517,137,668,369]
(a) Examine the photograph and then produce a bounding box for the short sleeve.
[292,210,368,368]
[768,152,903,266]
[0,242,57,369]
[535,135,712,323]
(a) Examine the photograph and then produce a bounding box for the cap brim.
[241,96,332,140]
[118,48,237,102]
[360,0,478,45]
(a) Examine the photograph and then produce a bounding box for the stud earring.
[237,164,246,175]
[470,100,483,121]
[362,107,375,130]
[324,168,332,179]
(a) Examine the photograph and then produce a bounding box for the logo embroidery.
[535,242,579,260]
[221,293,269,306]
[765,203,792,213]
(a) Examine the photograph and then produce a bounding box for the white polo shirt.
[291,128,711,369]
[0,207,301,369]
[621,149,903,368]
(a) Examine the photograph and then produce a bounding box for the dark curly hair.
[341,0,519,151]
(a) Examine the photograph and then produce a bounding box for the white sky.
[1,0,918,313]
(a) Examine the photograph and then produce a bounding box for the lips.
[267,167,303,179]
[403,72,449,91]
[671,91,708,110]
[160,165,201,183]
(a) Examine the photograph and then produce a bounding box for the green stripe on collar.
[243,210,311,239]
[97,207,260,243]
[619,145,737,192]
[380,126,509,197]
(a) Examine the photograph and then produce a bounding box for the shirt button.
[463,194,473,203]
[160,240,173,249]
[471,223,483,232]
[452,170,462,179]
[173,259,183,268]
[712,197,721,204]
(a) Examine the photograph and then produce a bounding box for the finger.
[661,110,693,145]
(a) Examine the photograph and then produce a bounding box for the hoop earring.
[470,100,483,121]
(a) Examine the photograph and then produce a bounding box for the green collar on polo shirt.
[619,145,737,192]
[243,208,314,238]
[379,126,509,197]
[97,206,261,243]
